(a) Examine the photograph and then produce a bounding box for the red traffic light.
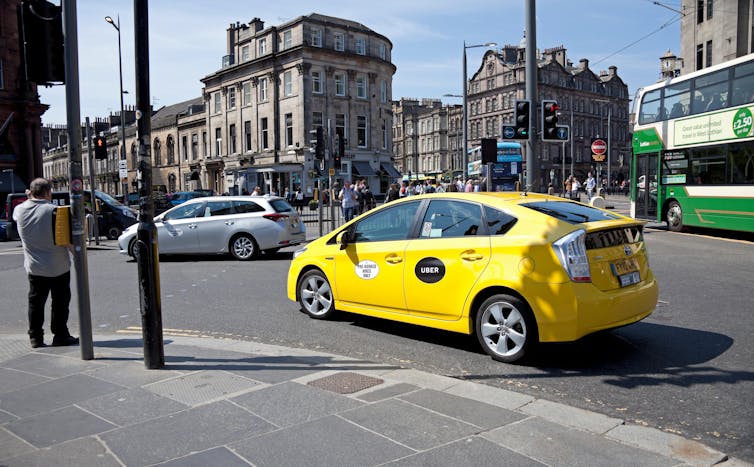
[543,102,559,113]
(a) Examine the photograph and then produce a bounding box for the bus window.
[638,88,663,124]
[731,62,754,106]
[691,148,726,184]
[728,144,754,184]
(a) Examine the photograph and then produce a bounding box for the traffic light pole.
[525,0,539,192]
[84,118,99,245]
[133,0,164,369]
[61,0,93,360]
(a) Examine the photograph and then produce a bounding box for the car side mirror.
[336,230,350,249]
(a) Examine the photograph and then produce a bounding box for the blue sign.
[556,126,569,141]
[502,125,516,139]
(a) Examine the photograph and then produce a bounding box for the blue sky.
[39,0,683,125]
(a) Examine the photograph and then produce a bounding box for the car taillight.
[263,213,289,222]
[552,229,591,283]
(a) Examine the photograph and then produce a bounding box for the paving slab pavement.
[0,332,745,467]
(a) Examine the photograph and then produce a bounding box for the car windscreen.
[269,199,294,213]
[96,191,125,207]
[521,200,621,224]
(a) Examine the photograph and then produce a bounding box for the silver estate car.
[118,195,306,260]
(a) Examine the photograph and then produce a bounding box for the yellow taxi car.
[287,192,658,363]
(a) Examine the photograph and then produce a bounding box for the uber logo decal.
[415,257,445,284]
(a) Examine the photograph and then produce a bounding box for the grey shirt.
[13,198,71,277]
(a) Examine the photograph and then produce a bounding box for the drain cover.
[308,372,383,394]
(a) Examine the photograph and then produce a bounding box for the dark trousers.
[28,271,71,339]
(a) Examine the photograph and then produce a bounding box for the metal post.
[607,105,612,194]
[105,15,128,201]
[562,141,566,196]
[569,95,574,179]
[62,0,93,360]
[84,118,99,245]
[525,0,539,191]
[462,42,468,181]
[134,0,163,369]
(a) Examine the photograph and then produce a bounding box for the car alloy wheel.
[298,270,334,319]
[666,201,684,232]
[229,234,258,260]
[475,294,537,363]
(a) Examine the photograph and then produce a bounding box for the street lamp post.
[462,41,497,181]
[105,15,128,200]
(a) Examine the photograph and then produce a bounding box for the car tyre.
[229,233,259,260]
[127,238,138,260]
[666,200,684,232]
[106,226,122,240]
[475,294,538,363]
[297,269,335,319]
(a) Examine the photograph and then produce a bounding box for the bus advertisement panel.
[631,53,754,233]
[468,142,522,191]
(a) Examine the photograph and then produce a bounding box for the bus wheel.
[667,201,684,232]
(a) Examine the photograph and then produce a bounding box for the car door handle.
[225,221,234,225]
[385,255,403,264]
[461,251,484,261]
[188,224,198,229]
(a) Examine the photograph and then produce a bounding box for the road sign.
[591,138,607,155]
[502,125,516,140]
[118,160,128,180]
[556,126,570,142]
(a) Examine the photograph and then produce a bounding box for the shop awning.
[380,162,402,179]
[352,160,377,176]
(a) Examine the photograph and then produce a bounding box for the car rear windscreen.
[522,201,621,224]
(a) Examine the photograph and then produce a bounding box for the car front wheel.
[298,270,335,319]
[475,294,537,363]
[229,234,258,260]
[666,200,684,232]
[106,226,122,240]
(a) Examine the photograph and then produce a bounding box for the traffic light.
[513,100,530,139]
[18,0,65,84]
[481,138,497,164]
[541,100,560,141]
[333,134,343,171]
[94,135,108,159]
[310,127,324,160]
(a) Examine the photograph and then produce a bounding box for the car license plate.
[618,271,641,287]
[611,257,639,276]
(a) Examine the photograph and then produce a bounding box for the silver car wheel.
[230,234,257,260]
[299,271,334,319]
[475,294,537,363]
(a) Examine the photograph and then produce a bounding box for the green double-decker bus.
[631,53,754,233]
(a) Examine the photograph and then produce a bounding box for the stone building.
[0,0,47,202]
[465,43,630,187]
[680,0,753,75]
[199,14,398,196]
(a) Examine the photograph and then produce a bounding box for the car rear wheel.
[229,234,258,260]
[298,270,334,319]
[127,238,138,259]
[666,200,684,232]
[106,226,122,240]
[475,294,537,363]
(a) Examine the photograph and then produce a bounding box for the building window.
[213,92,221,113]
[202,131,207,157]
[357,116,367,147]
[311,28,322,47]
[382,120,387,149]
[313,111,323,128]
[334,33,344,51]
[215,128,222,156]
[697,0,704,23]
[282,30,292,50]
[166,136,175,164]
[355,37,366,55]
[260,117,269,149]
[707,0,713,19]
[228,87,236,109]
[182,135,188,161]
[243,81,251,105]
[285,113,293,147]
[153,138,161,166]
[259,77,268,101]
[379,43,386,60]
[312,71,322,94]
[244,121,252,152]
[241,45,249,62]
[380,80,387,103]
[229,124,236,154]
[191,133,198,160]
[335,73,346,96]
[356,76,367,98]
[336,113,346,148]
[283,70,292,96]
[705,40,712,68]
[696,43,703,71]
[258,38,267,55]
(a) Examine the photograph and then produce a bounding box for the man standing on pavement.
[13,178,79,349]
[338,180,358,222]
[585,172,596,199]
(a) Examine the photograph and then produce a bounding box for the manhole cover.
[308,372,383,394]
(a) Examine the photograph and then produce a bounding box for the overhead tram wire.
[592,15,682,67]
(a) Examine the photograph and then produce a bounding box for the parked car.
[5,190,137,241]
[118,195,306,260]
[169,191,211,207]
[287,192,659,363]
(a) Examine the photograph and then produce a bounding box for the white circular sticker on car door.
[355,260,379,280]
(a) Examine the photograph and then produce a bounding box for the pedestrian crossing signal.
[94,136,108,159]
